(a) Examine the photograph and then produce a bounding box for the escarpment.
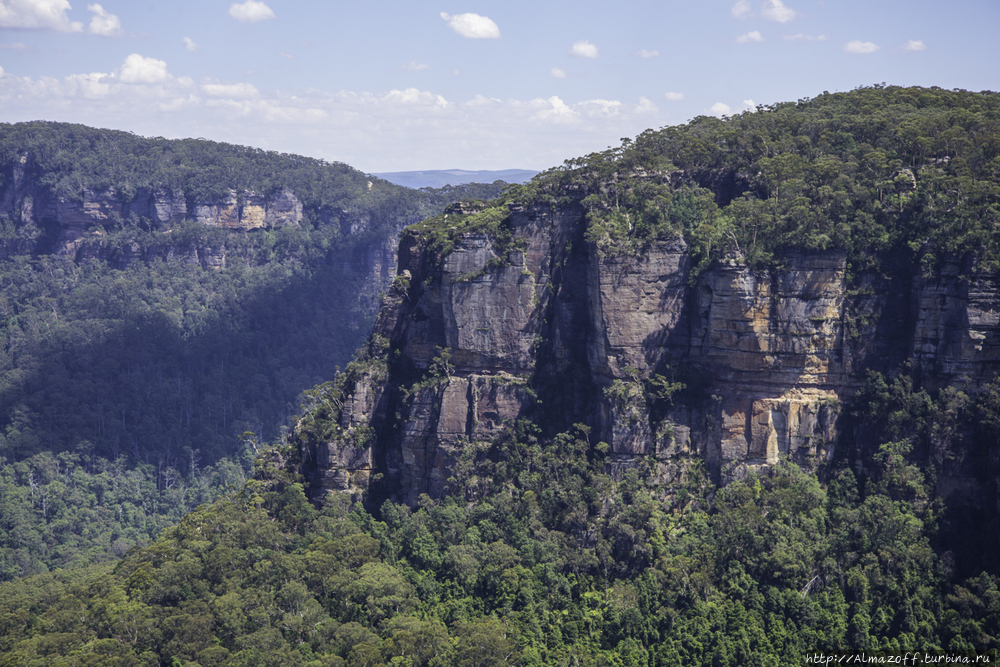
[305,197,1000,506]
[1,156,303,259]
[289,86,1000,509]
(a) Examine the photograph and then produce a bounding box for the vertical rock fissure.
[465,378,477,438]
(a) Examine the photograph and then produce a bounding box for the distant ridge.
[373,168,538,189]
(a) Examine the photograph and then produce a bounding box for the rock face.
[308,198,1000,505]
[0,155,303,259]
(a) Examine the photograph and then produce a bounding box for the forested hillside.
[0,122,506,575]
[1,86,999,665]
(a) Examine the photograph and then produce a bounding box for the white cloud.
[0,71,667,171]
[550,67,566,79]
[637,49,659,58]
[183,37,199,52]
[731,0,752,19]
[844,40,879,54]
[737,31,763,43]
[664,92,684,101]
[578,99,623,116]
[570,40,598,58]
[400,61,430,71]
[439,12,500,39]
[0,42,29,50]
[383,87,450,108]
[710,102,731,116]
[201,82,259,98]
[0,0,83,31]
[64,71,112,97]
[761,0,797,23]
[279,52,294,60]
[229,1,275,23]
[784,33,827,41]
[535,95,578,123]
[744,99,756,109]
[87,4,121,36]
[0,66,4,77]
[119,54,170,84]
[903,40,926,51]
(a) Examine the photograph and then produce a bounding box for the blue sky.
[0,0,997,172]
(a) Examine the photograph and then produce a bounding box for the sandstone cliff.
[0,151,304,261]
[305,196,1000,507]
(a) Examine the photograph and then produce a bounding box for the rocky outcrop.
[308,198,1000,505]
[0,154,303,257]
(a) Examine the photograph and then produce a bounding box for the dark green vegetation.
[1,86,1000,664]
[0,384,998,665]
[413,85,1000,279]
[0,449,246,581]
[0,122,505,575]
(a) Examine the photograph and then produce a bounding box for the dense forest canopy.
[0,86,999,665]
[413,85,999,281]
[0,121,506,467]
[0,121,507,576]
[0,121,503,218]
[0,384,998,665]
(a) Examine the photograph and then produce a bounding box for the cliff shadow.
[0,238,388,472]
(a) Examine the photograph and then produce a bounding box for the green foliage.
[2,422,997,665]
[0,122,505,471]
[0,121,507,600]
[4,88,1000,666]
[0,449,250,581]
[295,335,390,452]
[406,201,527,271]
[428,86,999,276]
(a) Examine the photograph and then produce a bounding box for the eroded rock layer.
[0,154,304,260]
[309,199,1000,504]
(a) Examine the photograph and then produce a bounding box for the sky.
[0,0,997,173]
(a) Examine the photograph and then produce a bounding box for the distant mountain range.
[372,168,539,189]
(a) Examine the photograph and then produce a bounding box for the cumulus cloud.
[400,61,430,71]
[382,87,449,108]
[664,92,684,101]
[550,67,566,79]
[569,40,598,58]
[64,70,112,97]
[0,0,83,31]
[183,37,199,52]
[731,0,752,19]
[903,40,926,51]
[0,70,667,172]
[710,102,731,116]
[229,1,275,23]
[744,99,756,109]
[784,33,827,41]
[637,49,659,58]
[737,31,763,43]
[0,66,4,77]
[119,54,170,84]
[87,4,120,36]
[761,0,797,23]
[535,96,577,123]
[201,82,259,98]
[439,12,500,39]
[844,40,879,54]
